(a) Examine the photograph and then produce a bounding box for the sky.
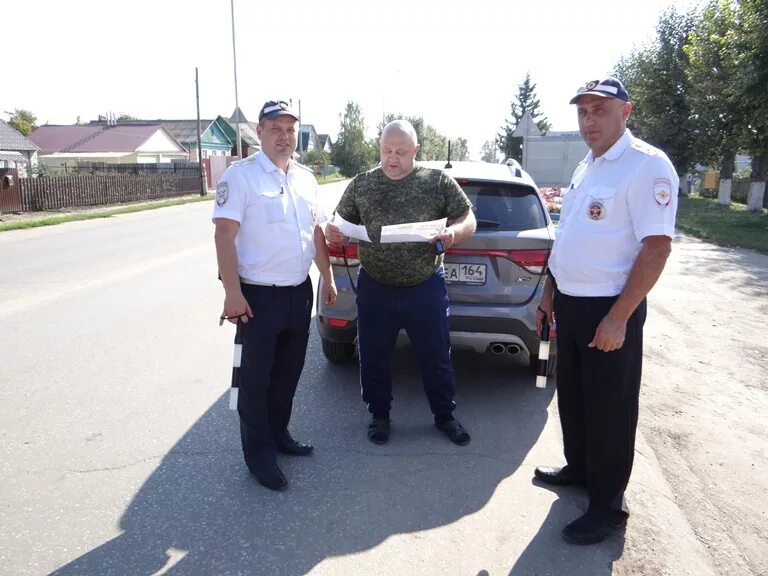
[3,0,700,159]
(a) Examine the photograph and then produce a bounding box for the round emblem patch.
[216,182,228,206]
[585,80,599,90]
[588,200,606,220]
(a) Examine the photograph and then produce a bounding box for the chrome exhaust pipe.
[506,344,521,355]
[490,343,506,355]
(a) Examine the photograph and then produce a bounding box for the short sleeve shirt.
[211,152,326,286]
[549,130,679,297]
[335,165,472,286]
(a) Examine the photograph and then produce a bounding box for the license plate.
[444,263,486,285]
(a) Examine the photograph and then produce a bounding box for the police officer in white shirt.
[534,78,679,544]
[213,100,337,491]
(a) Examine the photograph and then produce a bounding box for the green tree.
[480,140,498,163]
[497,73,551,162]
[615,7,697,175]
[6,109,37,136]
[301,148,330,171]
[331,102,376,177]
[451,137,469,161]
[735,0,768,209]
[684,0,742,185]
[117,113,138,121]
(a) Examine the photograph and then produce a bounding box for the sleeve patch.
[653,178,672,207]
[216,182,229,206]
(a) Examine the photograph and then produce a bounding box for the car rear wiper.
[476,219,501,228]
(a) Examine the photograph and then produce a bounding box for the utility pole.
[230,0,242,160]
[195,67,206,196]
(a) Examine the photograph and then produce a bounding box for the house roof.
[160,120,216,144]
[217,117,260,147]
[317,134,332,148]
[0,120,40,151]
[29,123,184,154]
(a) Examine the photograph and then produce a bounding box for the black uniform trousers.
[238,277,312,475]
[554,288,647,516]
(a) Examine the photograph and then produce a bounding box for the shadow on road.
[51,334,623,575]
[507,481,625,575]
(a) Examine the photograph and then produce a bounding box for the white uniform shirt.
[549,130,679,297]
[212,152,327,286]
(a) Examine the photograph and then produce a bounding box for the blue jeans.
[356,267,457,419]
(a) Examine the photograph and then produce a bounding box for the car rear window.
[461,183,547,231]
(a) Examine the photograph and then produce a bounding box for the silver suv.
[316,160,557,376]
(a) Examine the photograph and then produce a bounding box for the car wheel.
[321,337,356,363]
[529,353,557,378]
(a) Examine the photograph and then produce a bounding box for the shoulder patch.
[216,182,229,206]
[653,178,672,207]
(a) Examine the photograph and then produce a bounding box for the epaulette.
[229,154,260,168]
[630,139,659,157]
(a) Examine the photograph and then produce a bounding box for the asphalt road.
[0,187,734,575]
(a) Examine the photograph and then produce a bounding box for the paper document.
[380,218,447,243]
[332,213,370,242]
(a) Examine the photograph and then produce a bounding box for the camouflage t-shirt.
[335,165,472,286]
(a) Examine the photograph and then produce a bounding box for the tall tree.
[480,140,499,163]
[497,73,551,162]
[6,109,37,136]
[451,138,469,161]
[615,7,697,176]
[684,0,742,202]
[331,101,376,177]
[735,0,768,210]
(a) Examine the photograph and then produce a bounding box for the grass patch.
[0,195,213,232]
[316,173,347,184]
[676,195,768,253]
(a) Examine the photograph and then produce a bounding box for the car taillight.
[327,242,360,266]
[446,248,550,274]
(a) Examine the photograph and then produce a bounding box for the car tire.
[321,337,356,363]
[529,353,557,378]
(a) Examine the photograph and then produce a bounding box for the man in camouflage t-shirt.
[326,120,477,446]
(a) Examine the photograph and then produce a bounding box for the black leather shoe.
[276,436,314,456]
[562,510,622,545]
[254,464,288,491]
[533,465,585,486]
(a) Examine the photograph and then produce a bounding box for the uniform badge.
[588,200,605,220]
[653,178,672,206]
[216,182,228,206]
[585,80,599,90]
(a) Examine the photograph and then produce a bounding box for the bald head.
[382,120,418,146]
[380,120,420,180]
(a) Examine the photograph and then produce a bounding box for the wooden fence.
[14,174,201,212]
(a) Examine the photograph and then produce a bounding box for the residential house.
[317,133,333,153]
[29,123,188,170]
[0,120,39,175]
[160,118,233,161]
[217,116,260,158]
[297,124,319,155]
